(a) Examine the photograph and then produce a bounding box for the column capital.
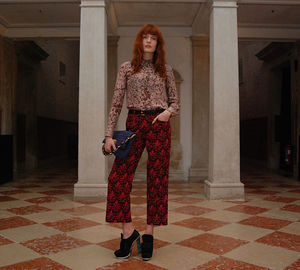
[208,0,238,9]
[190,35,209,47]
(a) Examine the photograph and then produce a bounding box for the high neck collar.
[142,58,153,66]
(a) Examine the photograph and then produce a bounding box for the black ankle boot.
[141,234,153,261]
[114,229,141,259]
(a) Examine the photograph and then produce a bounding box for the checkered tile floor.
[0,164,299,269]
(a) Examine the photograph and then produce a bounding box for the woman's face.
[142,33,157,54]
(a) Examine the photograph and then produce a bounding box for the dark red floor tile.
[256,231,300,252]
[262,196,299,203]
[25,196,63,204]
[238,216,292,230]
[0,216,36,230]
[173,217,228,231]
[287,189,300,193]
[43,217,100,232]
[177,233,248,255]
[21,234,90,255]
[7,205,51,215]
[280,204,300,213]
[0,235,14,246]
[284,257,300,270]
[225,205,269,215]
[0,196,17,202]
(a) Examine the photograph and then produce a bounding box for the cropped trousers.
[105,111,171,225]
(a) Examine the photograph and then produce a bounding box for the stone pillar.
[75,0,108,198]
[0,37,17,136]
[204,0,244,199]
[189,36,209,181]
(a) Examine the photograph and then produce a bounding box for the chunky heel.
[136,237,142,253]
[141,234,154,261]
[114,229,140,259]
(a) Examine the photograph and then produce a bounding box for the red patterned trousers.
[106,112,171,225]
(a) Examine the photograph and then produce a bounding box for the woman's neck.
[143,52,153,61]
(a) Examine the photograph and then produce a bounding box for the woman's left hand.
[152,110,171,124]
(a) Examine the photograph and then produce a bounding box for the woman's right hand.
[104,136,116,153]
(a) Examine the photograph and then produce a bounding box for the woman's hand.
[152,110,171,124]
[104,136,116,153]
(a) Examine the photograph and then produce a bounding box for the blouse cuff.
[105,129,113,138]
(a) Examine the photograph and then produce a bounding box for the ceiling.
[0,0,299,38]
[112,2,201,27]
[0,3,80,28]
[238,4,300,26]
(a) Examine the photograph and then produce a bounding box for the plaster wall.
[114,26,193,180]
[35,39,79,123]
[239,41,272,121]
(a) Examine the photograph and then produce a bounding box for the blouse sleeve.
[165,64,180,116]
[105,62,129,137]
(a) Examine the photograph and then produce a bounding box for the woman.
[104,24,180,261]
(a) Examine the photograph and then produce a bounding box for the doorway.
[278,65,293,175]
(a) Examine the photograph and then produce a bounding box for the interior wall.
[35,39,79,123]
[114,26,193,180]
[238,40,300,175]
[238,41,280,167]
[239,41,271,121]
[34,39,79,161]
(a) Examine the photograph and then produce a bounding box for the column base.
[204,180,244,200]
[189,167,208,181]
[74,182,107,199]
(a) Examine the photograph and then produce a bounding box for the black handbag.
[102,130,136,160]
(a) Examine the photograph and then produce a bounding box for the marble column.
[189,36,209,181]
[75,0,108,198]
[204,0,244,199]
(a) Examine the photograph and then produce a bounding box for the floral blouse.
[105,59,180,137]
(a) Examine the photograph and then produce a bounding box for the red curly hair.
[131,24,167,78]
